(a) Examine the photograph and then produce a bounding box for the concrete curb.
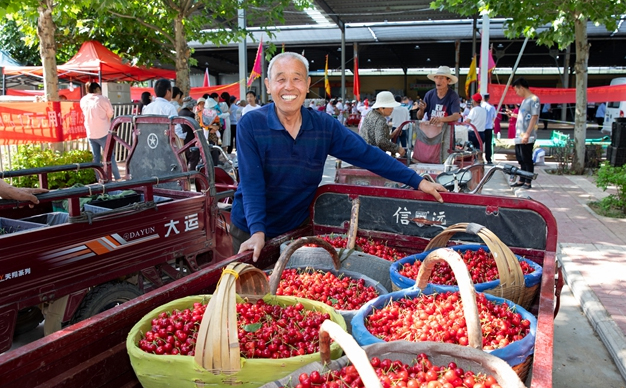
[558,245,626,382]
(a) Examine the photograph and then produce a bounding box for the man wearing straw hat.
[416,66,461,125]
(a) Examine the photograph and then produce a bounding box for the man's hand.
[418,179,447,203]
[0,182,48,206]
[238,231,266,262]
[398,146,406,157]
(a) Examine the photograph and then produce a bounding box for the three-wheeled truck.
[0,169,559,387]
[0,115,236,352]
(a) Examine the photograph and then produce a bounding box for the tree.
[432,0,626,173]
[105,0,311,94]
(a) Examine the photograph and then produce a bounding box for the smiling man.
[231,52,447,261]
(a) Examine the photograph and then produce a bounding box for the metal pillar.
[479,13,490,95]
[238,6,247,101]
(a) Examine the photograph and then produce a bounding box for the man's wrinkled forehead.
[271,59,307,79]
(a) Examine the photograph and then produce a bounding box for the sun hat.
[371,91,401,109]
[197,97,206,104]
[427,66,458,84]
[472,93,482,103]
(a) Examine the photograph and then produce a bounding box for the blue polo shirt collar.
[267,103,315,132]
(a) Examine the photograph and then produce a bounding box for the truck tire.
[70,282,143,325]
[14,307,44,335]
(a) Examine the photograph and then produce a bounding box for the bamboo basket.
[127,262,346,388]
[261,320,525,388]
[269,236,387,333]
[391,222,540,310]
[353,248,536,382]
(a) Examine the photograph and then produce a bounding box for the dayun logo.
[147,133,158,149]
[123,226,157,241]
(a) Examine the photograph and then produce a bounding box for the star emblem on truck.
[147,133,158,149]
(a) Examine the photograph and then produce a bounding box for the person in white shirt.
[336,98,345,124]
[241,90,262,116]
[80,82,121,180]
[170,86,184,112]
[389,95,411,147]
[142,78,184,140]
[464,93,487,152]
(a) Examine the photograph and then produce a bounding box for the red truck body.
[0,183,558,387]
[0,115,234,352]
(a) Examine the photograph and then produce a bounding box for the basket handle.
[346,196,360,250]
[194,262,269,373]
[424,222,525,305]
[269,236,341,296]
[319,320,382,388]
[415,248,483,350]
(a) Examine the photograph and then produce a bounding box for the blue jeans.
[89,135,121,180]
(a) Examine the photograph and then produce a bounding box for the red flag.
[247,39,263,87]
[203,67,210,87]
[353,53,360,102]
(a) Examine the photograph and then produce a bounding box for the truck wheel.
[14,307,44,335]
[70,282,142,324]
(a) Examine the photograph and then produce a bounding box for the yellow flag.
[324,55,331,98]
[465,55,477,98]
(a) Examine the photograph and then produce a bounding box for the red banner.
[489,83,626,106]
[0,101,86,145]
[6,88,83,100]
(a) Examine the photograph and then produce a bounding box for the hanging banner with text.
[0,101,86,145]
[488,83,626,105]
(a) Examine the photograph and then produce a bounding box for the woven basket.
[269,236,387,333]
[261,320,525,388]
[353,248,536,382]
[421,222,538,308]
[127,262,346,388]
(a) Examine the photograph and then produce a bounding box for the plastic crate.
[0,217,47,235]
[20,212,69,226]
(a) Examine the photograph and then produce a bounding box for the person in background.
[0,180,47,205]
[178,96,200,171]
[228,95,239,154]
[141,78,185,140]
[464,93,487,152]
[336,97,346,125]
[360,91,406,157]
[326,99,339,118]
[416,66,461,124]
[389,95,410,148]
[506,104,520,139]
[481,93,496,165]
[507,77,539,190]
[170,87,184,112]
[232,52,446,261]
[218,92,232,152]
[595,102,606,130]
[242,90,262,116]
[137,91,152,113]
[80,82,121,181]
[540,102,551,130]
[196,97,222,167]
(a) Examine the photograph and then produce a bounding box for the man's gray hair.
[267,52,309,80]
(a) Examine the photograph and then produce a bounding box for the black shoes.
[510,181,525,187]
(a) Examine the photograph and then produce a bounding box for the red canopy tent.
[2,41,175,83]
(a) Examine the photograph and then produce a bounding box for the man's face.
[165,89,172,101]
[433,75,451,91]
[246,93,256,106]
[513,86,523,97]
[264,56,311,117]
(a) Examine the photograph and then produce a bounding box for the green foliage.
[431,0,626,50]
[0,19,41,65]
[595,162,626,213]
[9,145,97,189]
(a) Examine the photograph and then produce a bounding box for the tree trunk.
[37,0,59,101]
[174,16,190,96]
[572,17,589,173]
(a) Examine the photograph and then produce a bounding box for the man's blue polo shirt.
[231,103,422,239]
